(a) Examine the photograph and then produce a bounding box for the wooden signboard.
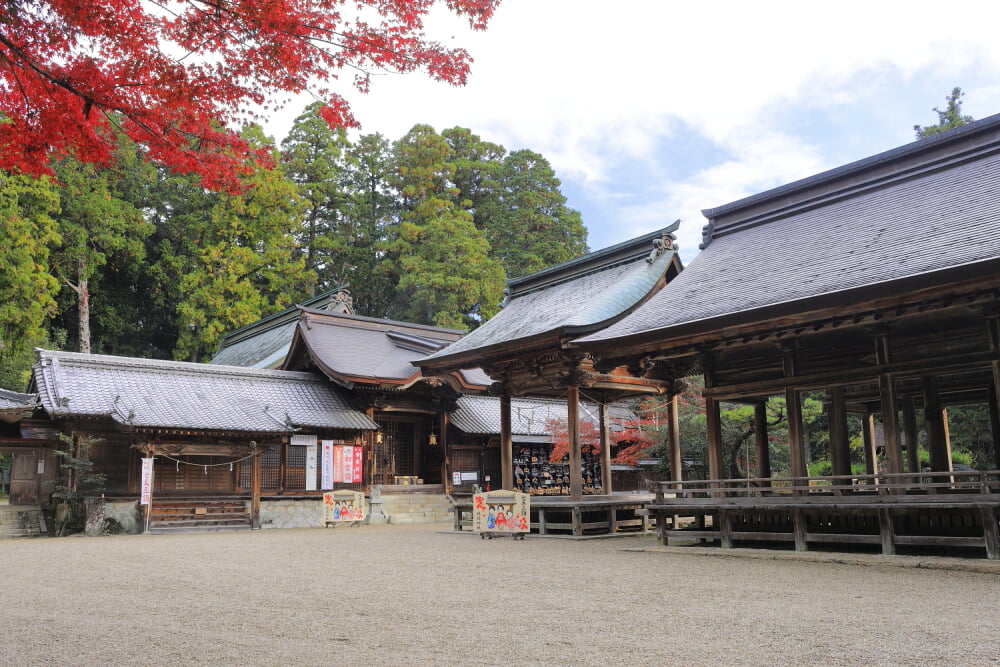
[323,490,366,526]
[472,490,529,539]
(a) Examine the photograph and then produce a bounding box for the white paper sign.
[321,440,334,490]
[140,458,154,505]
[305,443,317,491]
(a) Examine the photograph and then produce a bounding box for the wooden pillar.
[879,508,896,556]
[901,394,920,475]
[251,445,262,529]
[862,411,877,475]
[439,411,451,494]
[278,440,288,494]
[829,387,851,477]
[786,388,807,479]
[922,376,953,473]
[753,400,772,482]
[599,402,613,495]
[989,383,1000,471]
[878,374,902,476]
[567,386,583,501]
[500,393,513,490]
[704,396,724,485]
[666,393,682,486]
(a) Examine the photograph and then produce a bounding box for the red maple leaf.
[0,0,502,190]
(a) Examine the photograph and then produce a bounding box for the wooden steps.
[149,497,251,533]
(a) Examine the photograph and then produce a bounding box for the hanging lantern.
[427,432,438,446]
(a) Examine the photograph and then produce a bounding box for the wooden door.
[9,451,39,505]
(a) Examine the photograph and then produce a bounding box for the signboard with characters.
[472,489,529,539]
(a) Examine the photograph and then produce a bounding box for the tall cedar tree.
[383,124,504,328]
[174,126,310,361]
[0,1,502,190]
[0,174,61,388]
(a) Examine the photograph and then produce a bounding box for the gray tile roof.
[581,128,1000,344]
[451,395,634,436]
[0,388,37,411]
[291,308,469,385]
[210,288,353,368]
[32,349,378,433]
[421,224,680,367]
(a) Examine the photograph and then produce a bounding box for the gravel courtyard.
[1,524,998,666]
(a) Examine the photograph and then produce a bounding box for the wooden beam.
[500,393,513,490]
[567,386,583,501]
[599,402,613,494]
[702,348,1000,401]
[829,387,851,477]
[879,374,902,476]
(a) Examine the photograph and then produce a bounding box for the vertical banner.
[140,458,154,505]
[321,440,334,490]
[332,445,344,483]
[352,446,364,483]
[305,443,318,491]
[342,445,354,483]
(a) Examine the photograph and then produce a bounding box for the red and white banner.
[332,445,364,484]
[140,458,154,505]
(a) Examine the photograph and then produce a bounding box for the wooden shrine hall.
[419,224,684,534]
[575,114,1000,558]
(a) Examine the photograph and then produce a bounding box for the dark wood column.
[567,385,583,500]
[251,446,261,529]
[753,400,772,481]
[500,393,513,490]
[922,376,953,473]
[705,396,724,483]
[862,411,877,475]
[786,388,807,479]
[901,394,920,475]
[666,393,682,486]
[875,336,902,475]
[599,402,613,494]
[278,440,288,494]
[989,318,1000,468]
[439,411,451,493]
[829,387,850,477]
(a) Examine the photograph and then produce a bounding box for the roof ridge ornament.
[647,222,679,263]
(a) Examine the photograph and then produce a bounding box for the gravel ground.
[1,524,998,666]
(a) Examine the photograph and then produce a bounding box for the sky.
[265,0,1000,264]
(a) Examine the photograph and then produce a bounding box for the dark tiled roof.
[210,288,352,368]
[581,132,1000,344]
[421,225,680,367]
[289,308,468,385]
[451,395,634,436]
[0,388,37,411]
[32,349,377,433]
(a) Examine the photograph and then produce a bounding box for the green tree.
[0,174,61,388]
[914,87,974,139]
[49,142,152,354]
[339,132,398,317]
[484,149,588,278]
[281,102,353,298]
[383,125,505,328]
[174,126,310,361]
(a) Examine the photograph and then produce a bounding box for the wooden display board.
[472,490,529,539]
[323,490,366,526]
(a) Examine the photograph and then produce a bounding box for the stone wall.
[259,498,326,529]
[84,499,141,535]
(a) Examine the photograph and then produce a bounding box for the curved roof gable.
[419,223,680,369]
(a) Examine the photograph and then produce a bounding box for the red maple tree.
[0,0,501,189]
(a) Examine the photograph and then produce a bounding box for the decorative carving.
[646,224,678,263]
